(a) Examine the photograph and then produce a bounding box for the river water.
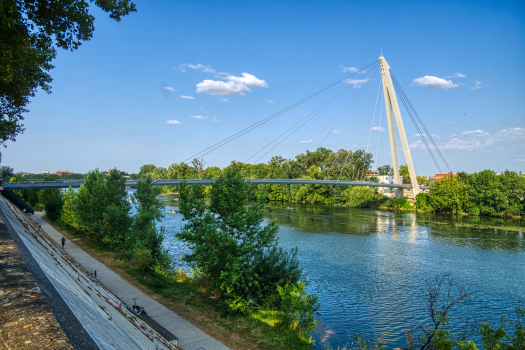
[157,194,525,349]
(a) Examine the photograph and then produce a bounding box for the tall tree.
[0,0,136,160]
[132,175,169,268]
[191,158,206,176]
[177,167,306,313]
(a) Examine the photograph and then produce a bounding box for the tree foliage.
[177,166,315,318]
[0,0,136,160]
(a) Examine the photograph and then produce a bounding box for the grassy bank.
[42,216,314,350]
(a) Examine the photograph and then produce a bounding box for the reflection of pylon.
[379,56,420,198]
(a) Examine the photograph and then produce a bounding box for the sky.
[5,0,525,176]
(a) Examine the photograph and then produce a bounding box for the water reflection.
[265,201,525,252]
[157,194,525,349]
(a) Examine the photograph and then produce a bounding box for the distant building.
[42,170,50,174]
[428,173,456,185]
[55,171,73,177]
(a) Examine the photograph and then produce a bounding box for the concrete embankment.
[0,195,180,350]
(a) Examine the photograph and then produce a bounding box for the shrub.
[277,280,320,342]
[133,247,153,272]
[345,187,377,207]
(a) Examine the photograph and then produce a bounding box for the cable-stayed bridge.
[8,56,447,197]
[3,179,426,190]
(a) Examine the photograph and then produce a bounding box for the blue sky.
[5,0,525,176]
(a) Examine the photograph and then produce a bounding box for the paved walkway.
[30,212,230,350]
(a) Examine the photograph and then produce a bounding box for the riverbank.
[41,216,315,350]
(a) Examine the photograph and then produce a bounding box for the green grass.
[125,268,314,349]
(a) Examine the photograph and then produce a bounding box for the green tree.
[0,0,136,159]
[377,165,393,176]
[132,175,170,271]
[138,164,157,178]
[400,164,411,184]
[61,186,78,228]
[74,169,107,238]
[101,169,132,249]
[177,167,310,314]
[417,175,429,185]
[429,173,469,214]
[0,165,14,180]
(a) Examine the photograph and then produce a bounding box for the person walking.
[61,237,66,249]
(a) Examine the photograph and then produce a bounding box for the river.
[157,194,525,349]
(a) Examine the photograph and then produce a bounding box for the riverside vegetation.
[132,147,525,218]
[13,168,323,349]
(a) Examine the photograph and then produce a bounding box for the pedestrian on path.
[61,237,66,249]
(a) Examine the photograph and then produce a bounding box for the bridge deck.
[4,179,426,190]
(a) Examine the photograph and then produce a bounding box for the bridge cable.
[325,75,382,181]
[280,67,381,181]
[390,77,442,173]
[246,65,381,173]
[178,61,380,164]
[334,84,382,184]
[391,72,452,173]
[244,76,362,165]
[284,67,382,182]
[374,81,384,171]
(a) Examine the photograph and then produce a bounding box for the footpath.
[30,212,230,350]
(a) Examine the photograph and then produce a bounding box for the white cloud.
[514,159,525,161]
[371,126,386,132]
[196,73,268,96]
[344,78,370,88]
[212,117,220,123]
[180,95,194,99]
[332,130,340,134]
[413,133,427,137]
[492,128,525,144]
[340,65,359,73]
[227,73,268,88]
[267,100,275,103]
[189,115,207,120]
[219,98,229,102]
[300,140,312,144]
[442,138,476,150]
[439,121,453,125]
[445,72,466,78]
[461,130,490,137]
[470,81,485,90]
[180,63,215,73]
[166,120,182,125]
[413,76,458,90]
[163,86,175,91]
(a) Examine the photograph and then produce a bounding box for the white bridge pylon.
[379,56,420,197]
